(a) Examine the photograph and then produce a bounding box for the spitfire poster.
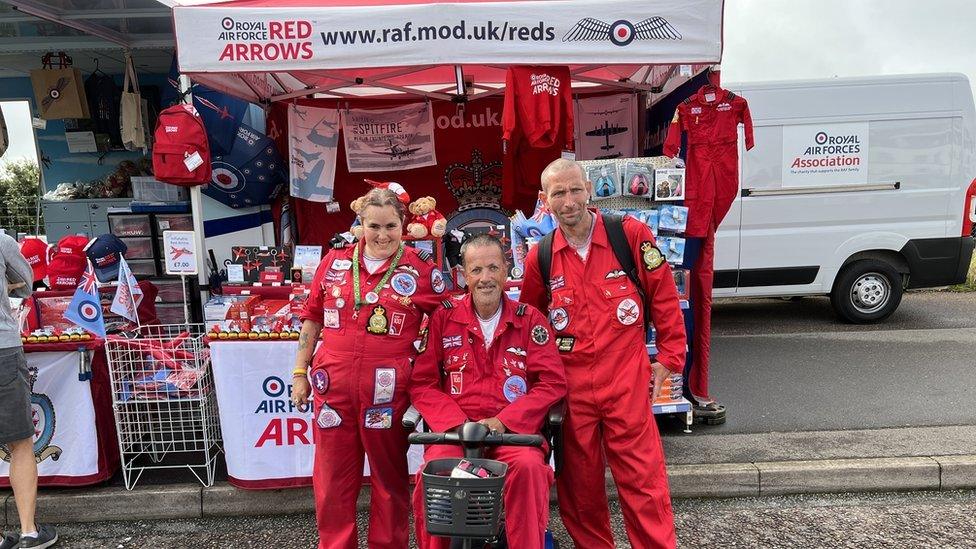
[341,103,437,172]
[575,94,638,161]
[288,105,339,202]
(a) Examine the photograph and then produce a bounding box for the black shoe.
[17,525,57,549]
[0,532,19,549]
[693,401,727,425]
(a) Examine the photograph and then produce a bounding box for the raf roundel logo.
[815,132,828,145]
[221,17,235,30]
[609,20,635,46]
[263,376,285,398]
[78,300,100,322]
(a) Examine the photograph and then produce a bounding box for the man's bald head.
[540,158,587,192]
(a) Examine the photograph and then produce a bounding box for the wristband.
[292,368,308,377]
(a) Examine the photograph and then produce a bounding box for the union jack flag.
[79,263,98,293]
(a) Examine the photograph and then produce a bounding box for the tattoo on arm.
[298,331,310,351]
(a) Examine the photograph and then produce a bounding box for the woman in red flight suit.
[291,187,445,549]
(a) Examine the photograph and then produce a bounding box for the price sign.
[163,230,199,275]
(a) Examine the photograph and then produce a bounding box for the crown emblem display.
[443,149,502,211]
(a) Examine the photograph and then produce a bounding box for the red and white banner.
[0,352,98,481]
[174,0,722,73]
[210,341,424,488]
[341,103,437,172]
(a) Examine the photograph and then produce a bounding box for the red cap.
[55,235,90,257]
[47,254,87,290]
[19,237,49,282]
[364,179,411,205]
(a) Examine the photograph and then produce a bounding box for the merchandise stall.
[166,0,727,486]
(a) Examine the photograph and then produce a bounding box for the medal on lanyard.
[352,243,404,320]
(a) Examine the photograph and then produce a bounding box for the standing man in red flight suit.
[521,158,687,549]
[664,83,754,424]
[291,187,445,549]
[411,234,567,549]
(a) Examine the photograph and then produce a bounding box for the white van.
[714,73,976,322]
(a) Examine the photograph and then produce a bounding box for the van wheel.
[831,260,903,323]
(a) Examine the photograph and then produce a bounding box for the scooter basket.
[421,458,509,539]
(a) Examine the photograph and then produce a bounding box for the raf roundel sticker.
[430,268,446,294]
[549,308,569,331]
[312,370,330,395]
[641,241,665,271]
[531,325,550,345]
[616,298,640,326]
[390,272,418,297]
[503,375,528,403]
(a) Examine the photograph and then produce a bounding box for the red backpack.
[152,104,212,185]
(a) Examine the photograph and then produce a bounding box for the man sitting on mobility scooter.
[410,234,567,549]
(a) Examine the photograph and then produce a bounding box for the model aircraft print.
[586,107,625,116]
[294,149,319,163]
[292,107,309,122]
[295,159,326,188]
[170,247,194,260]
[373,139,421,159]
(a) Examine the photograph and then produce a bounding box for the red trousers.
[689,223,716,401]
[413,445,553,549]
[311,351,413,549]
[557,351,676,548]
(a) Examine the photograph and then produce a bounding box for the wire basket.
[421,458,508,539]
[105,323,222,489]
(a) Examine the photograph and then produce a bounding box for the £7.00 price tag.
[163,230,198,275]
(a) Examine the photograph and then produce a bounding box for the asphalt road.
[40,490,976,548]
[658,291,976,436]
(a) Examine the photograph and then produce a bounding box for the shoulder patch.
[640,241,665,271]
[682,96,692,104]
[441,299,454,309]
[416,249,433,263]
[515,303,527,317]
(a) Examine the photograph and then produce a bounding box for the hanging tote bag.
[120,53,146,150]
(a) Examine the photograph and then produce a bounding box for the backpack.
[538,213,649,332]
[152,104,211,185]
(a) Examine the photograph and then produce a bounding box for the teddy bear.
[348,195,369,240]
[406,196,447,239]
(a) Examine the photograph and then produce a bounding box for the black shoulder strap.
[538,230,555,292]
[515,303,527,317]
[602,213,649,332]
[727,91,737,101]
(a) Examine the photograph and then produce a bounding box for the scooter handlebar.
[407,423,544,448]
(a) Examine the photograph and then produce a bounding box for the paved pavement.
[31,490,976,548]
[666,291,976,434]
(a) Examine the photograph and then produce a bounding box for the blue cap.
[86,234,128,283]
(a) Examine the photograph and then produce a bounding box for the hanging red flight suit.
[663,85,754,402]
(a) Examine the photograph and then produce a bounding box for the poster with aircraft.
[575,94,638,161]
[288,105,340,202]
[341,102,437,172]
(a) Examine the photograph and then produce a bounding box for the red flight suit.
[663,85,753,401]
[300,242,444,549]
[520,212,687,549]
[502,65,574,214]
[410,294,567,549]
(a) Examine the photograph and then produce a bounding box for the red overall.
[501,65,574,214]
[521,213,687,549]
[410,294,567,549]
[300,243,443,549]
[663,85,753,401]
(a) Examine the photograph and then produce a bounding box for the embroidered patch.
[506,346,526,357]
[690,106,702,114]
[549,308,569,331]
[323,309,340,329]
[373,368,395,404]
[556,336,576,353]
[395,265,420,277]
[331,259,352,271]
[616,298,640,326]
[503,375,528,403]
[450,371,463,395]
[605,269,626,279]
[531,325,550,345]
[550,275,566,291]
[365,407,393,429]
[431,269,446,294]
[316,404,342,429]
[640,241,664,271]
[390,272,418,297]
[386,312,405,336]
[312,370,329,395]
[442,335,463,349]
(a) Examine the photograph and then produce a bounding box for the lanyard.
[352,242,404,312]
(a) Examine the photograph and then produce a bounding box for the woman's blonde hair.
[357,188,406,224]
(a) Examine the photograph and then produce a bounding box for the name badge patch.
[323,309,340,329]
[331,259,352,271]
